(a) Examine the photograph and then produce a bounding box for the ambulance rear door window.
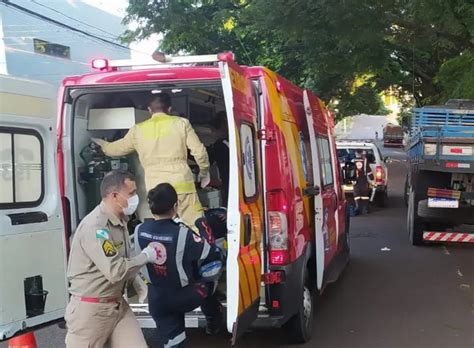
[317,137,334,187]
[240,123,258,200]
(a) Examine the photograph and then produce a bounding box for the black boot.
[205,304,223,335]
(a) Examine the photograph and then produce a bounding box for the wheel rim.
[302,286,312,326]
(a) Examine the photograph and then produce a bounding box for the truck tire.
[286,273,314,343]
[407,190,424,246]
[375,189,387,207]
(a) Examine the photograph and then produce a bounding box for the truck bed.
[408,107,474,172]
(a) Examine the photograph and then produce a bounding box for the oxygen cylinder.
[79,142,129,213]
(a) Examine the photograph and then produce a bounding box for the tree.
[122,0,474,118]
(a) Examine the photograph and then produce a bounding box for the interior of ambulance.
[67,82,231,302]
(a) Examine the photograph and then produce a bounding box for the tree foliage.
[123,0,474,117]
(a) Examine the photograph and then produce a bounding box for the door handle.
[243,214,252,246]
[303,185,320,197]
[8,211,48,225]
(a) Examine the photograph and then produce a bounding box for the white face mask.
[121,194,139,216]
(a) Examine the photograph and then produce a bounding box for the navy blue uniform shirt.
[137,219,219,289]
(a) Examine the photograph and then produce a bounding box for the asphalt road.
[3,147,473,347]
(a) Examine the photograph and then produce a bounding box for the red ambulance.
[55,53,350,344]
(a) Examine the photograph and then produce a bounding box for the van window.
[298,132,312,184]
[0,128,44,208]
[240,123,257,199]
[318,137,333,186]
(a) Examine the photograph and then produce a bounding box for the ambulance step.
[423,231,474,243]
[131,301,271,329]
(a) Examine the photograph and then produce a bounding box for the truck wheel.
[286,273,314,343]
[375,190,386,207]
[407,190,424,245]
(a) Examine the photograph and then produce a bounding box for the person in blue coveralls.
[136,183,223,348]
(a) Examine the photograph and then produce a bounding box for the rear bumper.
[423,231,474,243]
[131,303,283,330]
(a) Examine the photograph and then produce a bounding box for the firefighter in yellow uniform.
[66,170,159,347]
[93,92,210,229]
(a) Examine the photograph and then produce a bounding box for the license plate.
[343,184,353,191]
[428,198,459,208]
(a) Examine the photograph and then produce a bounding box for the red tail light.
[268,211,289,265]
[375,165,384,184]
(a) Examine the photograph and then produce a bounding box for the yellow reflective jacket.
[101,113,209,194]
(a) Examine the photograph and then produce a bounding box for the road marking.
[441,245,450,255]
[457,269,463,277]
[459,284,470,291]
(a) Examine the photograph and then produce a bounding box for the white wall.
[0,0,131,87]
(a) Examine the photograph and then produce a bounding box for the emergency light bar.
[91,52,234,72]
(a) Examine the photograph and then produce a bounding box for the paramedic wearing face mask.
[93,93,210,229]
[65,170,159,348]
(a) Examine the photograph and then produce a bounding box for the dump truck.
[383,123,404,147]
[405,99,474,245]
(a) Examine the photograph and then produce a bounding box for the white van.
[0,75,68,340]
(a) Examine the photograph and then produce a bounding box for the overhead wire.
[28,0,121,40]
[0,0,151,56]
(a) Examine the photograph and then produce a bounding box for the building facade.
[0,0,131,87]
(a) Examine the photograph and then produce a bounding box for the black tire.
[375,190,386,207]
[407,190,424,246]
[286,273,314,343]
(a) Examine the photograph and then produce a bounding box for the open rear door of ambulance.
[303,90,326,290]
[0,76,68,341]
[219,55,264,344]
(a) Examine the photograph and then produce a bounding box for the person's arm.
[80,225,156,284]
[98,127,137,157]
[185,228,221,264]
[195,217,215,245]
[184,119,209,175]
[366,160,374,181]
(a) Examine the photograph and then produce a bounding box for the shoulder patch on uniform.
[150,242,167,265]
[102,239,117,257]
[96,229,110,240]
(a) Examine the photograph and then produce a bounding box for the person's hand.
[141,244,158,263]
[216,212,226,222]
[91,137,106,147]
[199,171,211,189]
[132,275,148,304]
